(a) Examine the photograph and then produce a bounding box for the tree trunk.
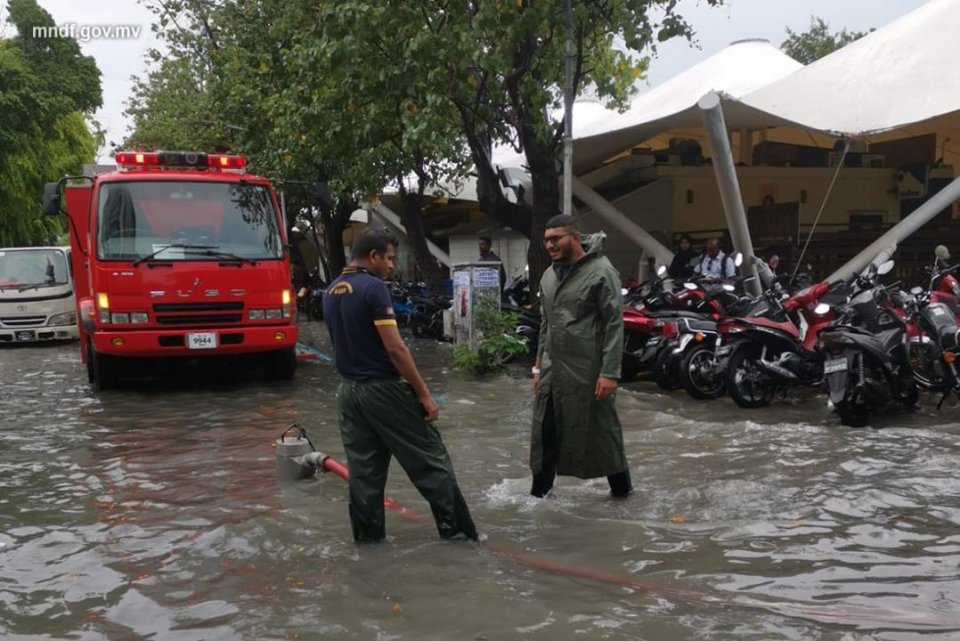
[321,199,352,279]
[461,121,532,238]
[522,141,559,301]
[398,190,445,295]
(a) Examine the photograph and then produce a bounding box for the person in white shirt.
[693,238,735,280]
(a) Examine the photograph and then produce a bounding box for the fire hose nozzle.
[293,451,330,472]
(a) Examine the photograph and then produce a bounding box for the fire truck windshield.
[96,180,283,261]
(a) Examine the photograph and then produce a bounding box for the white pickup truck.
[0,246,78,343]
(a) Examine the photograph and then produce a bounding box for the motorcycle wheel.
[835,399,869,428]
[411,317,425,338]
[653,346,682,391]
[908,339,942,390]
[725,346,774,408]
[309,299,324,321]
[680,343,726,400]
[898,381,920,407]
[621,354,641,382]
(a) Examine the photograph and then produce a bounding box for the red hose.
[318,454,959,630]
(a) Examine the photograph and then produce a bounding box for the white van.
[0,246,78,343]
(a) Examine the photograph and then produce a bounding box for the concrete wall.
[579,177,674,279]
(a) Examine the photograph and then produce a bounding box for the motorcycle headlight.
[47,311,76,326]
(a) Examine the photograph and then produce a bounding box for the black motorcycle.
[818,262,918,427]
[410,294,452,341]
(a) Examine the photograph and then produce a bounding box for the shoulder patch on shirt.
[328,281,354,295]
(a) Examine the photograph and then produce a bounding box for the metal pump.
[275,424,329,481]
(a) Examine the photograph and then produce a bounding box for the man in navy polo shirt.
[323,227,477,543]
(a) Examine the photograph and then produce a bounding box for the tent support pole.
[571,175,674,269]
[826,175,960,283]
[698,92,761,296]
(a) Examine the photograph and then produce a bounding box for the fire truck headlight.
[111,312,130,324]
[47,311,76,326]
[265,308,283,320]
[131,312,149,324]
[97,292,110,323]
[249,309,265,320]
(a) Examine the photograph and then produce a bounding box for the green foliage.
[452,300,529,377]
[126,0,724,286]
[781,16,870,65]
[0,0,101,246]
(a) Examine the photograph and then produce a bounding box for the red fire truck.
[43,151,297,390]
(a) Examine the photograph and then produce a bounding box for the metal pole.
[698,92,761,296]
[571,175,674,268]
[562,0,574,218]
[827,175,960,283]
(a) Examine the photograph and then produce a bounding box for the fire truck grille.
[153,302,244,326]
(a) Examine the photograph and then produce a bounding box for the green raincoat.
[531,233,628,479]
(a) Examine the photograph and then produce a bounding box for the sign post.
[452,262,502,348]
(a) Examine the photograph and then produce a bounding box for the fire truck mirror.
[43,183,61,216]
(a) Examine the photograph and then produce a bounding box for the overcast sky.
[7,0,930,161]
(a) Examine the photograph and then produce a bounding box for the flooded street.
[2,322,960,640]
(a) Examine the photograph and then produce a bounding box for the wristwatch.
[531,366,541,375]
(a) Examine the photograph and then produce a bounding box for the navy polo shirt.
[322,266,400,381]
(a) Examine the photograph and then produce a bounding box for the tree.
[313,1,721,293]
[127,0,722,294]
[129,0,470,289]
[781,16,870,65]
[0,0,101,246]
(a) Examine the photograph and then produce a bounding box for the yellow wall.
[666,166,902,233]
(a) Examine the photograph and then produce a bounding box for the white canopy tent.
[739,0,960,145]
[571,38,803,173]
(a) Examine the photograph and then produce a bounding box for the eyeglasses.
[543,232,573,247]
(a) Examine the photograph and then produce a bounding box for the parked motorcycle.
[410,293,452,341]
[818,260,918,426]
[720,276,839,409]
[906,257,960,402]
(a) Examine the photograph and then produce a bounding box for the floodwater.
[2,323,960,641]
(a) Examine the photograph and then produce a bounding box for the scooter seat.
[646,310,708,320]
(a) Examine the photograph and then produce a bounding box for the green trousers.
[337,379,477,542]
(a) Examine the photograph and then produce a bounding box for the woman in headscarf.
[667,234,697,279]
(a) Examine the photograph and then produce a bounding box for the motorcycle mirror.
[877,260,895,276]
[656,265,667,277]
[683,282,698,291]
[813,302,831,315]
[723,284,735,292]
[910,286,923,295]
[620,288,629,296]
[733,252,743,267]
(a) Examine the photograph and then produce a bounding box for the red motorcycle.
[717,280,839,408]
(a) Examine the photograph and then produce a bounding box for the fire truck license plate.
[187,332,217,349]
[823,358,847,374]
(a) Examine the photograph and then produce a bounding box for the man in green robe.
[530,214,632,498]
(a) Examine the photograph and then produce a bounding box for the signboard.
[452,262,501,348]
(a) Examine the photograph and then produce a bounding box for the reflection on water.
[1,326,959,640]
